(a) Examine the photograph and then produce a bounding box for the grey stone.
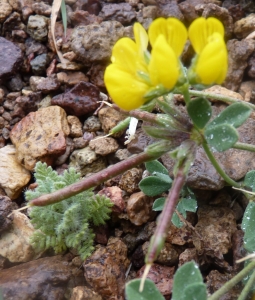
[27,15,49,41]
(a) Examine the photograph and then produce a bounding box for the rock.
[71,286,102,300]
[87,63,107,88]
[234,13,255,39]
[202,3,233,38]
[73,136,90,149]
[193,206,236,259]
[30,53,50,75]
[55,137,74,166]
[0,37,23,81]
[0,0,12,23]
[137,263,175,298]
[179,1,199,23]
[126,191,155,226]
[83,115,102,132]
[51,82,100,116]
[143,241,179,266]
[84,237,129,300]
[10,106,70,171]
[7,74,24,92]
[99,3,136,25]
[115,148,132,161]
[0,145,31,199]
[89,137,119,156]
[0,211,39,262]
[166,222,193,246]
[0,196,18,233]
[25,37,47,56]
[178,248,198,267]
[67,115,83,138]
[70,10,102,27]
[72,0,101,15]
[119,168,143,194]
[57,71,89,86]
[69,146,107,176]
[157,0,183,20]
[247,51,255,79]
[71,21,124,65]
[32,2,52,16]
[239,81,255,102]
[98,106,125,137]
[224,39,255,91]
[13,91,42,118]
[127,128,155,154]
[206,270,242,299]
[0,254,85,299]
[29,75,61,93]
[27,15,49,41]
[98,186,125,213]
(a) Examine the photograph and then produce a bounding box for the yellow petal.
[133,22,148,56]
[148,35,179,89]
[148,18,187,57]
[104,64,149,111]
[189,17,225,54]
[111,37,138,74]
[195,33,228,85]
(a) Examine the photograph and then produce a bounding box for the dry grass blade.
[51,0,69,65]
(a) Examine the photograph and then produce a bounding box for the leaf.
[204,124,238,152]
[187,97,212,129]
[145,160,171,176]
[152,197,166,211]
[125,279,165,300]
[242,202,255,253]
[171,198,197,228]
[139,176,171,196]
[207,102,251,129]
[244,170,255,192]
[172,261,204,300]
[60,0,67,36]
[182,283,207,300]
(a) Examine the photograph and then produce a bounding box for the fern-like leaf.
[26,162,113,260]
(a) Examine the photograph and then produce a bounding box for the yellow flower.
[148,34,179,89]
[188,17,228,85]
[148,17,188,57]
[104,23,150,111]
[105,20,185,111]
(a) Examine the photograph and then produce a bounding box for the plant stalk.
[237,268,255,300]
[146,165,186,264]
[208,260,255,300]
[30,151,157,206]
[233,142,255,153]
[188,90,255,110]
[202,142,240,188]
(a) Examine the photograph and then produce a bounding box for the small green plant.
[139,160,197,228]
[25,15,255,299]
[26,162,113,260]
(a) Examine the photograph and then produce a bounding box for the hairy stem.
[233,142,255,153]
[146,166,186,264]
[188,90,255,110]
[237,268,255,300]
[208,260,255,300]
[202,142,240,188]
[30,151,157,206]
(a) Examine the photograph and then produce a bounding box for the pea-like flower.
[188,17,228,85]
[104,19,188,111]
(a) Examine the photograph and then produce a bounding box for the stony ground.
[0,0,255,299]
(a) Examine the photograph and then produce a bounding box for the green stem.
[208,260,255,300]
[202,142,240,188]
[188,90,255,110]
[181,84,191,105]
[233,142,255,153]
[237,268,255,300]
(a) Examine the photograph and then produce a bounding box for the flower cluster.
[104,17,228,111]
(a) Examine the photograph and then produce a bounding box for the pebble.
[26,15,49,41]
[89,137,119,156]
